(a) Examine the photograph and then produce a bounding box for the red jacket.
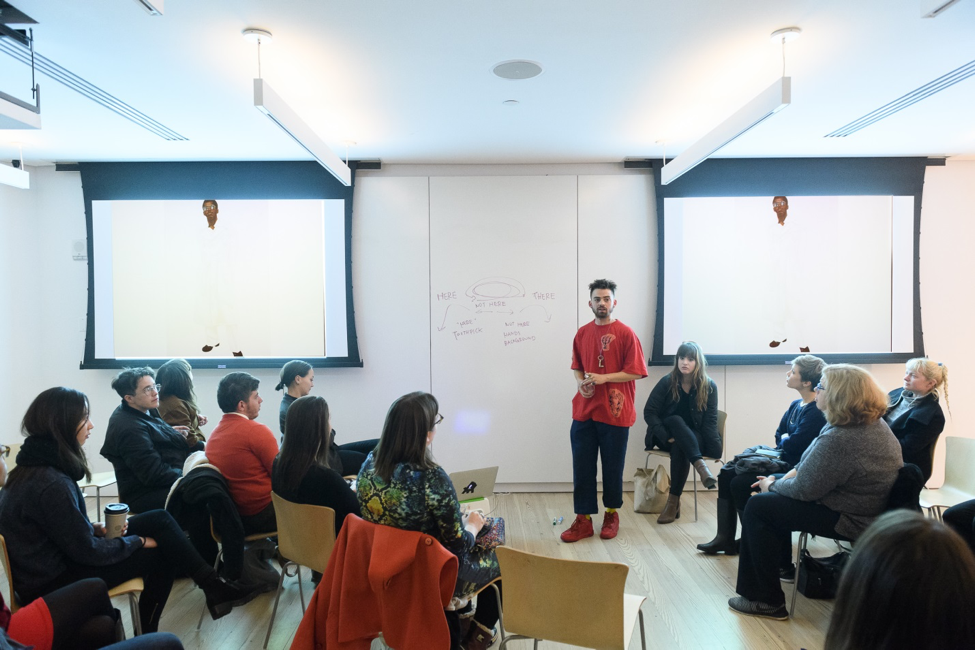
[291,515,458,650]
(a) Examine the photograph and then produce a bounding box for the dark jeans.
[336,438,379,476]
[30,510,210,633]
[944,498,975,555]
[240,501,277,535]
[570,419,629,514]
[654,415,721,496]
[717,467,761,512]
[735,492,843,606]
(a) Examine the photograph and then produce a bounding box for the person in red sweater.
[205,372,279,534]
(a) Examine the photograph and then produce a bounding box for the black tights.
[654,415,722,496]
[46,578,119,650]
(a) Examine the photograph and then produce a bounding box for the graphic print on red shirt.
[571,320,647,427]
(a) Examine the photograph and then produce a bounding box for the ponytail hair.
[276,360,313,392]
[905,358,951,416]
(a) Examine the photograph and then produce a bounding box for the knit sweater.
[205,414,279,516]
[771,418,902,540]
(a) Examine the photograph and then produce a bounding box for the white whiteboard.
[429,176,579,482]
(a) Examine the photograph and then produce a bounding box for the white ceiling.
[1,0,974,166]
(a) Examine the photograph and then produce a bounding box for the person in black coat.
[101,367,202,513]
[271,395,359,537]
[644,341,721,524]
[884,358,948,482]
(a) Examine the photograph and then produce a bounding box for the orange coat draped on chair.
[291,514,458,650]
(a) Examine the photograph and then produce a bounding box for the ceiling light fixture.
[492,60,543,80]
[245,28,352,186]
[660,28,798,185]
[132,0,164,16]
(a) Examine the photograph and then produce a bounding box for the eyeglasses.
[139,384,162,396]
[0,445,9,459]
[434,413,444,426]
[814,383,825,392]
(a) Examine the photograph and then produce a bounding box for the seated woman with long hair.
[156,358,208,447]
[729,365,903,620]
[698,354,826,555]
[0,387,257,633]
[276,359,378,476]
[357,392,501,650]
[825,510,975,649]
[271,395,359,536]
[884,357,948,482]
[643,341,721,524]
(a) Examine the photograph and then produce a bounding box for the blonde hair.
[668,341,711,411]
[905,358,950,413]
[818,364,888,427]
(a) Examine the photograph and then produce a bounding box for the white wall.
[1,160,971,492]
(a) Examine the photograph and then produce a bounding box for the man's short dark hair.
[203,199,218,208]
[589,278,617,297]
[217,372,260,413]
[111,367,155,398]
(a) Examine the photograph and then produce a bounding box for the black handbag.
[797,549,850,599]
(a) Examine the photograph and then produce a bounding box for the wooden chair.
[494,546,646,650]
[919,436,975,520]
[263,492,337,649]
[196,518,278,629]
[645,410,727,521]
[0,533,144,636]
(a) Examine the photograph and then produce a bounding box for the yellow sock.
[606,508,616,514]
[584,515,591,520]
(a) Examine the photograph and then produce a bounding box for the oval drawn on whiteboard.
[465,277,526,300]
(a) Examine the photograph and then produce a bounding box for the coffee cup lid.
[104,503,130,515]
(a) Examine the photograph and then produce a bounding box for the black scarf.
[16,436,87,482]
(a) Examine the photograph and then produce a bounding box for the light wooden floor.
[14,492,838,649]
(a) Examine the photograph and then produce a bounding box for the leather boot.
[697,498,739,555]
[657,494,681,524]
[693,459,717,489]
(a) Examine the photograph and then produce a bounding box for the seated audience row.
[0,388,259,634]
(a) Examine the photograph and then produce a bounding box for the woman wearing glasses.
[357,392,502,650]
[100,368,196,514]
[884,358,948,482]
[729,365,903,620]
[0,387,259,635]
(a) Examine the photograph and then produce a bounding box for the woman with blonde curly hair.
[884,358,948,481]
[729,364,903,620]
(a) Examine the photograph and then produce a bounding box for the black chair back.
[886,463,924,512]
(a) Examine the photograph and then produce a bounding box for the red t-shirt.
[571,320,647,427]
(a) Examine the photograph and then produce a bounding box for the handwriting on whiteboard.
[435,277,554,346]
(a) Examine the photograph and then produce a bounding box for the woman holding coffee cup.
[0,387,260,633]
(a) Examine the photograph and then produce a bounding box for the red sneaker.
[600,511,620,539]
[560,515,594,543]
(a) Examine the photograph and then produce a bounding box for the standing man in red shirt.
[206,372,279,534]
[561,279,648,542]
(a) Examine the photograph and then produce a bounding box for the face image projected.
[203,199,219,230]
[772,196,789,226]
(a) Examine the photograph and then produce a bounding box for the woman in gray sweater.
[729,364,903,620]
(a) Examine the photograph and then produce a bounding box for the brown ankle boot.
[463,620,497,650]
[693,459,717,489]
[657,494,681,524]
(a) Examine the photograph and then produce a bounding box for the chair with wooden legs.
[494,546,646,650]
[196,518,278,630]
[263,492,337,649]
[645,410,727,521]
[0,533,145,636]
[919,436,975,520]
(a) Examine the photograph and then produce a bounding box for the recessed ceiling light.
[770,27,801,43]
[492,60,543,80]
[502,100,520,106]
[242,28,273,44]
